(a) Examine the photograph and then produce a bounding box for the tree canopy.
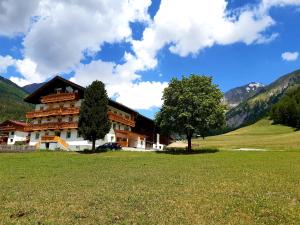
[270,86,300,128]
[156,75,225,152]
[78,81,111,151]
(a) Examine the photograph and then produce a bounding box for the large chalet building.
[23,76,167,151]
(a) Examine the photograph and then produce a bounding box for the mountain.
[226,69,300,128]
[0,76,33,122]
[224,82,265,108]
[23,82,45,93]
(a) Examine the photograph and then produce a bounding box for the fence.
[0,145,36,153]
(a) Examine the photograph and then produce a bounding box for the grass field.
[1,151,300,224]
[194,119,300,150]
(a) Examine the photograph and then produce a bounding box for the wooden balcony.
[108,111,135,127]
[25,122,78,131]
[41,92,79,103]
[26,107,80,119]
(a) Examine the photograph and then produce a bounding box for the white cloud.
[281,51,299,61]
[112,81,168,110]
[71,58,167,110]
[22,0,151,78]
[0,55,15,73]
[2,0,300,110]
[0,0,40,36]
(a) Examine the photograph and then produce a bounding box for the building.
[24,76,167,150]
[0,120,29,145]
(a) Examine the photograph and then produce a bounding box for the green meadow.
[0,150,300,224]
[194,119,300,150]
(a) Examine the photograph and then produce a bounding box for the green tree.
[156,75,225,152]
[270,86,300,128]
[78,81,111,151]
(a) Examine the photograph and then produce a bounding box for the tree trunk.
[92,139,96,152]
[187,136,192,152]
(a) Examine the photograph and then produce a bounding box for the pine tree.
[78,81,111,151]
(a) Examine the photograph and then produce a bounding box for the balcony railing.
[114,130,146,139]
[25,122,78,131]
[26,107,80,119]
[41,92,79,103]
[108,111,135,127]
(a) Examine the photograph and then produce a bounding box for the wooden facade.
[23,76,164,150]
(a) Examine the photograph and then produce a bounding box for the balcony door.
[55,131,61,137]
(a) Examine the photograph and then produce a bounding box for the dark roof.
[0,120,28,128]
[24,76,85,104]
[24,75,154,121]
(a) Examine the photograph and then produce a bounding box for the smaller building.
[0,120,29,145]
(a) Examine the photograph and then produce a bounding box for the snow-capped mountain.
[224,82,265,108]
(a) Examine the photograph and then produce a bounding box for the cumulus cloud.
[281,51,299,61]
[2,0,300,110]
[0,0,40,36]
[70,58,168,109]
[23,0,151,78]
[0,55,15,73]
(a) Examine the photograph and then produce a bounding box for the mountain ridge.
[226,69,300,128]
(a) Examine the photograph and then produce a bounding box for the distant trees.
[270,86,300,128]
[155,75,225,152]
[78,81,111,151]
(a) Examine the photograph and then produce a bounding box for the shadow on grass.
[156,147,219,155]
[77,149,109,154]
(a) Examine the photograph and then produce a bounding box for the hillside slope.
[226,69,300,128]
[0,76,33,122]
[194,119,300,150]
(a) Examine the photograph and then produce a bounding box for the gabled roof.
[0,120,28,132]
[23,75,154,122]
[24,76,85,104]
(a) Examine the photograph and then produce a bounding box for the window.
[68,117,73,122]
[10,138,13,143]
[111,136,114,142]
[11,131,14,136]
[38,119,42,124]
[58,118,62,123]
[35,133,40,140]
[67,131,71,139]
[77,131,81,138]
[40,106,44,111]
[113,123,116,130]
[47,117,51,122]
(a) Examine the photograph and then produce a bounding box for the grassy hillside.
[226,69,300,128]
[194,119,300,150]
[0,76,33,122]
[0,151,300,224]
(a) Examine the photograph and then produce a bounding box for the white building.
[24,76,164,151]
[0,120,29,145]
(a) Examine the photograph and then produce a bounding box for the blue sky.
[0,0,299,118]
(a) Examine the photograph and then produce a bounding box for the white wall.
[28,127,117,151]
[7,131,28,145]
